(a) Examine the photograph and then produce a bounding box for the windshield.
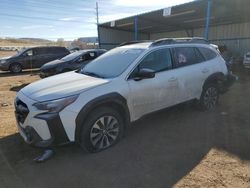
[80,47,144,78]
[15,48,27,56]
[61,51,84,61]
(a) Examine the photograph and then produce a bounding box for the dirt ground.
[0,51,16,58]
[0,62,250,187]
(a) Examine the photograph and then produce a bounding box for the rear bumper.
[219,73,237,94]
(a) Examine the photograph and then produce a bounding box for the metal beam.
[204,0,212,39]
[134,16,138,40]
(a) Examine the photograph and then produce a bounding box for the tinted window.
[87,52,97,60]
[61,51,84,61]
[36,48,49,55]
[139,48,172,72]
[173,47,204,67]
[23,49,33,56]
[198,47,217,61]
[52,47,67,53]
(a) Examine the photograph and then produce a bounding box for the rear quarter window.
[198,47,217,61]
[173,47,204,68]
[51,47,68,54]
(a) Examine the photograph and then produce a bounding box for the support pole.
[204,0,212,40]
[134,16,138,41]
[96,2,100,48]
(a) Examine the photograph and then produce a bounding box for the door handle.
[202,68,209,73]
[168,77,177,82]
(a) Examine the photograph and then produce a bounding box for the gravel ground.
[0,64,250,188]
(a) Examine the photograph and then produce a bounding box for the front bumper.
[0,63,9,71]
[15,93,70,148]
[39,71,56,78]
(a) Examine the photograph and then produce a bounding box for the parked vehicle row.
[0,46,70,73]
[0,46,106,76]
[14,38,236,153]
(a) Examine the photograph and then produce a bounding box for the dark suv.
[0,46,70,73]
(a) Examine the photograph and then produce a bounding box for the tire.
[9,63,22,73]
[198,83,219,111]
[79,107,125,153]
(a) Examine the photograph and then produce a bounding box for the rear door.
[172,46,207,102]
[33,48,50,68]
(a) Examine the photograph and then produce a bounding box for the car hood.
[0,56,11,60]
[41,59,66,70]
[20,71,110,101]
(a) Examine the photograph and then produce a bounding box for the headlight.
[33,95,78,113]
[0,59,6,64]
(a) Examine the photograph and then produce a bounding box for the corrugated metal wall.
[150,22,250,56]
[99,22,250,56]
[99,27,149,49]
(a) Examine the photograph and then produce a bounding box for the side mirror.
[133,68,155,81]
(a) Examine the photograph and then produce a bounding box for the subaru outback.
[14,38,236,152]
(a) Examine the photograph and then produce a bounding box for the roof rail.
[118,40,151,47]
[149,37,209,47]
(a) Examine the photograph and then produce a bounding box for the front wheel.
[198,84,219,110]
[9,63,22,73]
[79,107,125,153]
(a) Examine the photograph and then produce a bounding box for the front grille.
[15,97,29,124]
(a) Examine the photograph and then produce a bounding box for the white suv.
[15,38,236,152]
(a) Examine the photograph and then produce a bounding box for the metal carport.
[98,0,250,56]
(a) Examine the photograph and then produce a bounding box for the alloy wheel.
[203,87,218,109]
[90,116,120,149]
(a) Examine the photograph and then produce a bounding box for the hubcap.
[203,87,218,109]
[12,64,21,73]
[90,116,119,149]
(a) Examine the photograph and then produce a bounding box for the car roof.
[119,42,152,49]
[119,41,214,51]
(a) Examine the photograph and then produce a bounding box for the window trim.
[127,47,173,80]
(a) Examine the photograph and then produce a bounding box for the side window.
[139,48,172,72]
[36,48,47,55]
[52,47,65,54]
[23,49,33,56]
[89,52,97,59]
[173,47,204,68]
[198,47,217,61]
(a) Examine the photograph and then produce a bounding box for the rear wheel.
[9,63,22,73]
[79,107,124,153]
[198,83,219,110]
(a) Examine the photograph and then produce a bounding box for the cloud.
[114,0,193,8]
[3,26,13,29]
[76,8,95,12]
[21,25,54,30]
[59,17,80,21]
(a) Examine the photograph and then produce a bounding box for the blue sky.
[0,0,193,40]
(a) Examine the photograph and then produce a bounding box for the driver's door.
[127,48,177,119]
[22,49,34,69]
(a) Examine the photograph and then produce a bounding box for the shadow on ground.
[0,67,250,188]
[0,69,39,78]
[10,84,30,92]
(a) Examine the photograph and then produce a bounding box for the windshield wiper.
[82,71,104,78]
